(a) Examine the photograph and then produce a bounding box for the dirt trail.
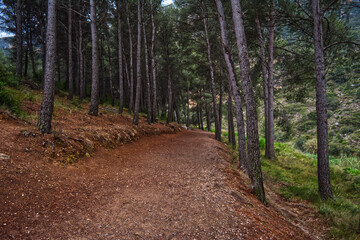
[1,127,313,239]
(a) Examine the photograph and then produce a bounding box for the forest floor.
[0,94,328,239]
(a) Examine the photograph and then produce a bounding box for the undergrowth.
[261,141,360,239]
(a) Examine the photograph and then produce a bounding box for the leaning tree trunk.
[231,0,266,204]
[150,0,157,122]
[133,0,142,125]
[201,3,221,142]
[68,0,73,100]
[215,0,247,170]
[267,0,275,160]
[89,0,99,116]
[142,7,151,124]
[312,0,333,200]
[16,0,23,79]
[126,3,134,114]
[117,0,124,113]
[37,0,57,133]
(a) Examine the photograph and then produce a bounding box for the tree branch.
[324,41,360,51]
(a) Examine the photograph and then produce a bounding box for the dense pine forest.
[0,0,360,239]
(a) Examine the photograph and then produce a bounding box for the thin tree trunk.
[142,7,151,124]
[150,0,157,122]
[68,0,73,100]
[206,101,211,131]
[37,0,57,133]
[219,70,223,129]
[16,0,23,79]
[201,2,221,141]
[79,19,85,101]
[267,0,275,160]
[99,38,105,102]
[123,50,130,105]
[227,79,236,146]
[255,17,269,158]
[312,0,333,200]
[117,0,124,113]
[89,0,99,116]
[231,0,266,204]
[24,45,28,77]
[126,3,134,113]
[27,16,37,78]
[186,82,190,128]
[133,0,142,125]
[75,20,80,96]
[107,40,114,106]
[167,63,173,123]
[215,0,247,169]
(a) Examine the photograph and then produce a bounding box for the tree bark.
[107,40,114,106]
[267,0,275,160]
[312,0,333,200]
[133,0,142,125]
[126,3,134,113]
[166,63,173,123]
[201,2,221,142]
[215,0,247,169]
[16,0,23,79]
[117,0,124,113]
[89,0,99,116]
[206,100,211,131]
[186,82,190,128]
[68,0,73,100]
[150,0,157,122]
[37,0,57,133]
[227,79,236,146]
[231,0,266,204]
[255,17,269,158]
[142,6,152,124]
[27,15,37,78]
[78,19,85,101]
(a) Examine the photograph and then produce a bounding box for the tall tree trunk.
[186,82,190,128]
[166,63,173,123]
[89,0,99,116]
[201,2,221,142]
[37,0,57,133]
[219,71,223,129]
[24,45,28,77]
[117,0,124,113]
[267,0,275,160]
[150,0,157,122]
[142,7,151,124]
[126,3,134,113]
[99,38,105,102]
[312,0,333,200]
[123,50,130,105]
[27,16,37,78]
[68,0,73,100]
[206,101,211,131]
[133,0,142,125]
[79,19,85,101]
[255,17,269,158]
[16,0,23,79]
[215,0,247,169]
[227,80,236,146]
[231,0,266,204]
[107,40,114,106]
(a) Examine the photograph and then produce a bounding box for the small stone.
[85,153,91,158]
[0,153,9,160]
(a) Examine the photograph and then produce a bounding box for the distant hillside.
[0,37,13,49]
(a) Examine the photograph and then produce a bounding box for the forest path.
[1,129,311,239]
